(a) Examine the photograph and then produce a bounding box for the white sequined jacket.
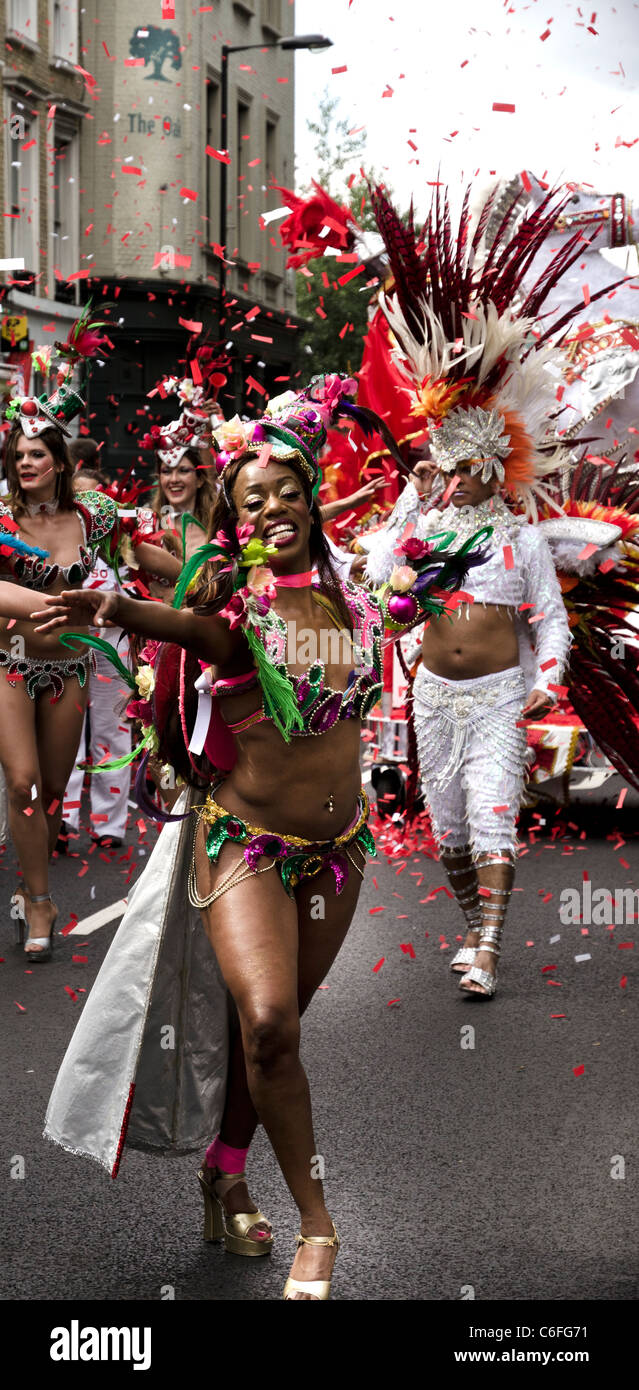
[365,482,572,696]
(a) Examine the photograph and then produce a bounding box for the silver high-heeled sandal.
[22,892,57,963]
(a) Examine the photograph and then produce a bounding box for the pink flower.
[246,564,277,600]
[219,593,248,630]
[235,523,255,545]
[310,373,357,426]
[401,537,433,561]
[139,639,161,665]
[126,698,153,725]
[390,565,418,593]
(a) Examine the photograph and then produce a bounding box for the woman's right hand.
[30,588,121,633]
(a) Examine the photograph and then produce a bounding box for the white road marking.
[66,900,128,936]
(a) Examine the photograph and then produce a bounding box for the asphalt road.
[1,793,637,1304]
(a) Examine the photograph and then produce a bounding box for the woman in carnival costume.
[0,307,119,960]
[37,374,488,1300]
[361,184,608,999]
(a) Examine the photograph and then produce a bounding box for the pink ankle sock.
[205,1136,249,1173]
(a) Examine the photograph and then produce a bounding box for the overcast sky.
[293,0,639,219]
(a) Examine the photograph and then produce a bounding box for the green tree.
[295,94,385,376]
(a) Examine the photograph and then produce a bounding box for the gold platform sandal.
[282,1223,340,1301]
[197,1167,273,1257]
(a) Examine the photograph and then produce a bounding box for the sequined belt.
[189,788,375,904]
[0,646,94,702]
[413,663,525,720]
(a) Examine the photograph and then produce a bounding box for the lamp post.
[218,34,332,312]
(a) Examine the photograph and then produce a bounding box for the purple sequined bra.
[216,581,384,738]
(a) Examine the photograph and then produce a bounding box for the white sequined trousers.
[412,663,528,856]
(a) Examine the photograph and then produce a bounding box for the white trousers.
[412,663,528,857]
[64,632,132,838]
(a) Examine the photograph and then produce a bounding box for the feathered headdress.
[368,183,625,518]
[5,301,115,439]
[212,373,410,503]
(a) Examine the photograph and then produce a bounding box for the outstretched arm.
[320,476,386,522]
[31,588,241,667]
[0,579,51,622]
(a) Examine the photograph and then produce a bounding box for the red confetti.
[178,317,202,333]
[400,943,415,958]
[620,975,627,989]
[540,658,557,672]
[72,955,88,964]
[616,787,628,810]
[369,906,385,915]
[492,102,516,113]
[47,799,60,815]
[14,1002,26,1012]
[387,999,400,1007]
[372,958,385,972]
[577,543,598,561]
[573,1064,585,1076]
[540,28,551,41]
[492,804,509,813]
[205,146,231,164]
[503,545,514,570]
[179,188,198,202]
[550,1014,566,1019]
[618,941,634,949]
[331,65,348,74]
[618,860,630,871]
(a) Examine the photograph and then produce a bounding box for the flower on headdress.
[234,523,255,546]
[214,414,253,457]
[390,565,418,592]
[308,373,357,426]
[5,396,23,422]
[264,390,298,418]
[135,665,156,700]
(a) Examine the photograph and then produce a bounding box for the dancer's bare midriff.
[421,601,519,680]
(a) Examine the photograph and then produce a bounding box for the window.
[264,116,279,275]
[205,79,221,249]
[261,0,281,35]
[6,100,38,282]
[51,0,78,65]
[8,0,38,44]
[235,100,251,261]
[51,126,80,299]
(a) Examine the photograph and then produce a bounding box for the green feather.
[172,540,228,610]
[84,729,153,774]
[245,628,304,741]
[58,632,136,688]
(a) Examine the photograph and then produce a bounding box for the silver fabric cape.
[44,789,229,1176]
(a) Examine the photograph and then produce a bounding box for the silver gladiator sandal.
[441,848,483,974]
[459,852,513,999]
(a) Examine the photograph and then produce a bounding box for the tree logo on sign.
[129,25,182,82]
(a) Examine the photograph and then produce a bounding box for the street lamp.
[218,33,333,308]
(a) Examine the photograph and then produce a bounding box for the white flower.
[265,390,297,418]
[136,664,155,699]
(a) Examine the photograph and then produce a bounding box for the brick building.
[1,0,87,413]
[2,1,306,472]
